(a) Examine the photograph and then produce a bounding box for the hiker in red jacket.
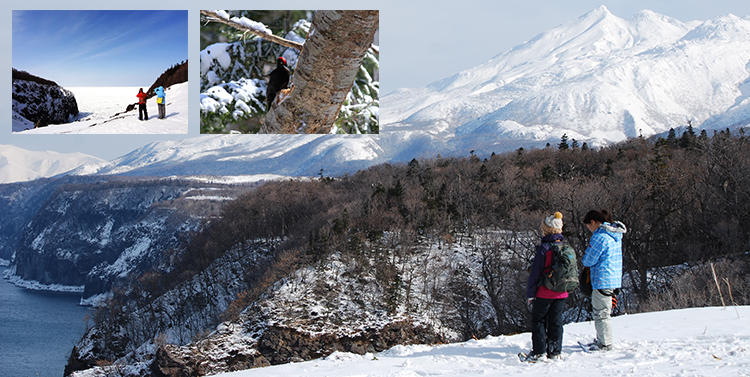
[136,88,148,121]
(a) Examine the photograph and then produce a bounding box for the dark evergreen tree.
[667,128,677,147]
[558,134,569,150]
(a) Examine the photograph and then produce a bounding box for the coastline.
[2,265,85,294]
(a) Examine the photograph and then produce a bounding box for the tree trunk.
[260,10,379,134]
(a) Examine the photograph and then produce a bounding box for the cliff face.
[12,69,79,126]
[8,180,193,294]
[0,178,65,262]
[1,176,245,299]
[65,242,447,377]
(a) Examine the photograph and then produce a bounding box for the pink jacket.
[526,233,569,300]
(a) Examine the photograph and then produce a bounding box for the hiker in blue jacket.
[581,209,627,352]
[155,86,166,119]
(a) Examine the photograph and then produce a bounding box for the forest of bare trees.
[82,128,750,369]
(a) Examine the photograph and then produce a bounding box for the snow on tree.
[200,10,379,134]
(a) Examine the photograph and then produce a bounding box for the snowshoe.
[518,352,544,363]
[578,340,612,352]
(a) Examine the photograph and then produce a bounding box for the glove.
[527,298,534,312]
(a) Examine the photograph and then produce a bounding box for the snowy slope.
[382,6,750,147]
[0,144,105,184]
[15,82,188,134]
[68,133,386,178]
[217,306,750,377]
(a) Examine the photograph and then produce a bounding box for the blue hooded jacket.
[155,86,165,102]
[582,221,627,289]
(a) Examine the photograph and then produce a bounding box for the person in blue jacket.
[581,209,627,351]
[155,86,166,119]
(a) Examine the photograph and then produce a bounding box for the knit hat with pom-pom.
[541,212,564,235]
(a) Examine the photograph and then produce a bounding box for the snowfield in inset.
[69,86,150,122]
[15,82,188,134]
[216,306,750,377]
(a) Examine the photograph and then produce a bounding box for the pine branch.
[200,10,304,51]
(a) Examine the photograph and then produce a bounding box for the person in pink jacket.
[523,212,569,361]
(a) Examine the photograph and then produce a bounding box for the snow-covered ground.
[217,306,750,377]
[15,82,188,134]
[70,86,149,122]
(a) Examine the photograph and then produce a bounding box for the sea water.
[0,266,91,377]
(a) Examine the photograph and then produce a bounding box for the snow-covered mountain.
[0,144,105,184]
[382,6,750,149]
[67,134,388,178]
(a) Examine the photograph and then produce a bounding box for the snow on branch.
[201,10,304,51]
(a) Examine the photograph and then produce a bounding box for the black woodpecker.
[266,57,290,111]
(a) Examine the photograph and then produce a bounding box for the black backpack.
[542,242,579,292]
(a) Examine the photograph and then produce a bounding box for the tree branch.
[200,10,304,51]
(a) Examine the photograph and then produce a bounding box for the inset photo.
[200,10,379,134]
[12,10,188,134]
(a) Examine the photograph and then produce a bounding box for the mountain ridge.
[0,144,105,184]
[382,6,750,151]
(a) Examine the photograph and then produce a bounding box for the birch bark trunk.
[261,10,379,134]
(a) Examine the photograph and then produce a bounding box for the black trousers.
[531,297,566,356]
[139,103,148,120]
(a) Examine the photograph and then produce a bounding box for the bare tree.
[261,10,379,134]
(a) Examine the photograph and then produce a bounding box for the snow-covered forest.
[200,10,379,134]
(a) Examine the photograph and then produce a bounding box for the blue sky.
[4,1,750,161]
[13,10,187,87]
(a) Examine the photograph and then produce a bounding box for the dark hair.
[583,209,612,224]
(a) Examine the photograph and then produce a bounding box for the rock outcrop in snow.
[12,69,79,128]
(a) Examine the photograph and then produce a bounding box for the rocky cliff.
[0,178,66,262]
[1,176,251,299]
[65,242,448,377]
[12,69,79,127]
